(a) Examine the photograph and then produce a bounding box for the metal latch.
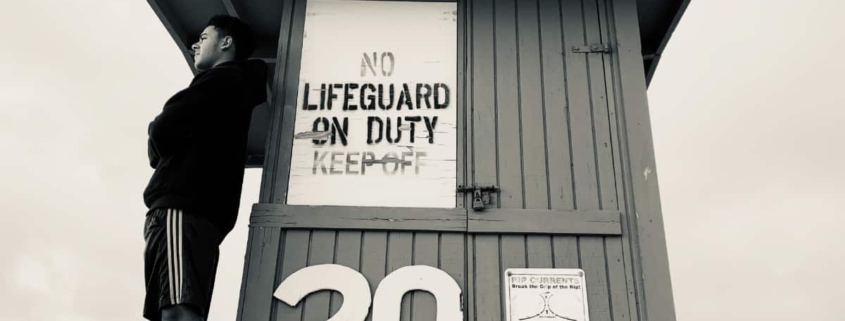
[457,184,499,211]
[572,44,611,53]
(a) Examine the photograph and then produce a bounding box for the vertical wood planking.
[516,0,554,272]
[465,234,476,321]
[585,0,630,319]
[274,230,310,321]
[561,0,612,319]
[552,236,580,269]
[562,0,599,209]
[330,231,362,317]
[526,235,553,268]
[259,0,295,203]
[463,1,476,320]
[538,0,575,211]
[471,0,496,193]
[601,1,640,317]
[583,0,618,212]
[439,233,466,319]
[492,0,528,318]
[516,0,549,209]
[539,0,580,276]
[493,0,523,208]
[361,231,388,321]
[236,226,257,320]
[387,232,414,321]
[470,0,499,318]
[472,236,501,321]
[594,0,636,319]
[302,231,336,321]
[611,0,677,319]
[457,0,468,209]
[270,0,307,203]
[412,233,439,321]
[239,228,282,321]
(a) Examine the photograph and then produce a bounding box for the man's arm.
[147,122,161,169]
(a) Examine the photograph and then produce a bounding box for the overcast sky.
[1,0,843,320]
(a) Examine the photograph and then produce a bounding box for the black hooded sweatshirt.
[144,59,267,238]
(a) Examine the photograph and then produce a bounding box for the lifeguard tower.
[146,0,689,320]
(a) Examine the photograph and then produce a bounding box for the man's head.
[191,15,257,71]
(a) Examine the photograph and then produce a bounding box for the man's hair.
[206,15,257,61]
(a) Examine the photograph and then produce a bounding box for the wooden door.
[461,0,635,320]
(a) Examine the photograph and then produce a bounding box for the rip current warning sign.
[505,269,590,321]
[286,0,457,208]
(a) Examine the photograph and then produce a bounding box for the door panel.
[464,0,633,320]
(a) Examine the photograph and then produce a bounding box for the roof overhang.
[146,0,689,166]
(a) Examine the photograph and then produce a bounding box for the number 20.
[274,264,462,321]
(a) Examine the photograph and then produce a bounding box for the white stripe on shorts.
[165,208,184,305]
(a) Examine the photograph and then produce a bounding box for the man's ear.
[220,36,234,50]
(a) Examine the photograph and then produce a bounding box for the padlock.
[472,190,485,211]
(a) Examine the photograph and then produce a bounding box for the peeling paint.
[643,167,652,181]
[294,131,331,140]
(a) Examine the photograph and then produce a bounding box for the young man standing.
[143,15,267,321]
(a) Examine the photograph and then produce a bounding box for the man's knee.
[161,304,204,321]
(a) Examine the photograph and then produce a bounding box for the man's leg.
[144,208,222,321]
[162,304,204,321]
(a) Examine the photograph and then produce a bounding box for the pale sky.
[0,0,843,320]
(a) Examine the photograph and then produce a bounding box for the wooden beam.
[249,204,468,232]
[468,209,622,235]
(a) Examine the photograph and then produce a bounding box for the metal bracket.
[572,44,611,53]
[457,184,500,211]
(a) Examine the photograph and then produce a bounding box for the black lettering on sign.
[396,84,413,110]
[381,52,395,77]
[378,84,394,110]
[434,83,450,109]
[343,83,359,110]
[367,117,383,144]
[415,152,427,174]
[312,151,328,174]
[382,152,399,175]
[312,117,330,145]
[330,152,344,175]
[361,151,376,175]
[303,83,318,110]
[415,84,432,109]
[327,83,340,110]
[330,117,349,146]
[386,117,402,143]
[320,83,327,110]
[404,116,422,143]
[424,116,438,144]
[345,152,360,174]
[360,52,395,77]
[360,83,376,110]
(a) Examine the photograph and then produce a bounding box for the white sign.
[275,264,462,321]
[504,269,590,321]
[287,0,458,208]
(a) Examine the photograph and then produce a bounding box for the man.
[143,15,267,321]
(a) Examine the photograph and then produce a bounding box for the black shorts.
[143,208,221,321]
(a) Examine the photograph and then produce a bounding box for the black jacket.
[144,59,267,237]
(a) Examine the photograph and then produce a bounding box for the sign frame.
[504,268,590,321]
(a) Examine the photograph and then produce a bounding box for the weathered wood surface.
[250,204,467,232]
[468,209,622,235]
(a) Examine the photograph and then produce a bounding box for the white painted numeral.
[273,264,372,321]
[274,264,462,321]
[372,265,462,321]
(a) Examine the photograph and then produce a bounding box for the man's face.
[191,26,229,71]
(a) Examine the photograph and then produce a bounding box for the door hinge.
[572,44,611,53]
[457,184,499,212]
